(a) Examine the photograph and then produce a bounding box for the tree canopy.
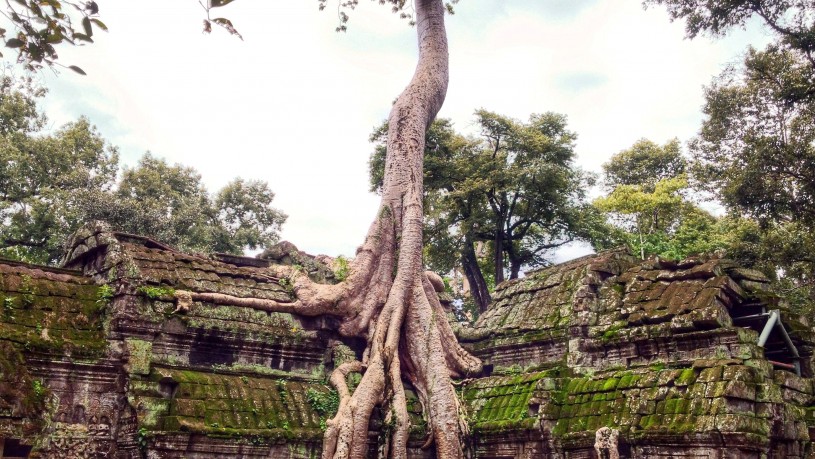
[595,138,729,261]
[0,77,286,264]
[601,138,686,192]
[644,0,815,67]
[685,44,815,309]
[693,47,815,227]
[370,110,606,313]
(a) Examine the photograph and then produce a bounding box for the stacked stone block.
[0,223,814,458]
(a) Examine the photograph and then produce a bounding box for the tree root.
[170,0,480,456]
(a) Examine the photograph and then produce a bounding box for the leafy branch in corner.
[0,0,105,74]
[200,0,242,40]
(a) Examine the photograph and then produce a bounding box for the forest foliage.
[369,110,612,314]
[0,0,814,316]
[0,76,286,265]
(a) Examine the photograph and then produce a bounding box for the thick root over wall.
[176,0,480,457]
[177,206,482,459]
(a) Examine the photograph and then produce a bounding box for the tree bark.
[494,227,505,284]
[505,236,522,280]
[461,233,491,313]
[175,2,481,457]
[509,257,522,280]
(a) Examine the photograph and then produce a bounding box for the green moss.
[676,368,696,386]
[137,285,176,300]
[461,370,558,432]
[126,338,153,375]
[0,341,48,431]
[601,321,626,342]
[0,279,108,358]
[140,368,330,438]
[183,306,308,346]
[601,378,619,391]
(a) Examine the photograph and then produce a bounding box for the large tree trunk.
[177,1,482,457]
[319,1,484,454]
[461,233,491,314]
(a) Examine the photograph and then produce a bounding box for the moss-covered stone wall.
[457,250,815,457]
[1,224,814,458]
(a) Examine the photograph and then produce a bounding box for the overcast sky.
[33,0,770,259]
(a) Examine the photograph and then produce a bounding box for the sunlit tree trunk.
[177,1,481,457]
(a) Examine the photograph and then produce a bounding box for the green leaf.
[90,18,107,31]
[73,33,93,43]
[45,33,63,44]
[6,38,24,48]
[209,0,236,7]
[68,65,86,75]
[82,17,92,37]
[39,0,62,9]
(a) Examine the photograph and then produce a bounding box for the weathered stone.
[3,230,815,458]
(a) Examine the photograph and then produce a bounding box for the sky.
[31,0,771,260]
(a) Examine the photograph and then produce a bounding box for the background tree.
[370,111,603,313]
[213,178,287,253]
[84,154,288,255]
[595,139,724,260]
[644,0,815,314]
[688,45,815,311]
[470,110,599,283]
[0,76,118,263]
[602,138,686,191]
[693,47,815,227]
[645,0,815,67]
[0,79,287,264]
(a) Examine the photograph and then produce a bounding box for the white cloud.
[31,0,771,259]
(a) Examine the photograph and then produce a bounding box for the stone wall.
[0,224,814,458]
[457,249,815,458]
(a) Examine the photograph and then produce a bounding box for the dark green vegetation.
[594,139,725,262]
[369,110,608,313]
[0,77,286,265]
[644,0,815,65]
[591,1,815,317]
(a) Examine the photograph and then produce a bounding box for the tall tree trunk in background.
[509,258,522,280]
[506,238,522,280]
[494,227,505,284]
[462,234,491,313]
